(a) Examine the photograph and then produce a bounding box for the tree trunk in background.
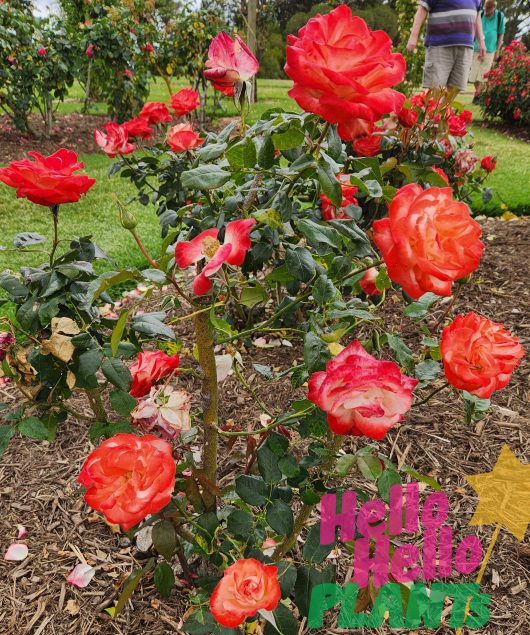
[247,0,257,102]
[83,58,93,114]
[44,95,53,139]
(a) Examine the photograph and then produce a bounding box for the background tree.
[395,0,424,92]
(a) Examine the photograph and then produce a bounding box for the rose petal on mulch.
[215,354,233,382]
[4,543,28,561]
[16,524,27,538]
[66,563,96,588]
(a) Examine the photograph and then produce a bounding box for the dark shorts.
[423,46,474,91]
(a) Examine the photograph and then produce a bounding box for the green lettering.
[308,583,343,628]
[366,583,405,628]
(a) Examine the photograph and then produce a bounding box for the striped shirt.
[420,0,481,48]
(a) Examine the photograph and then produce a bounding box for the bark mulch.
[0,218,529,635]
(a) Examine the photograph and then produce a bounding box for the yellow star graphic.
[466,445,530,541]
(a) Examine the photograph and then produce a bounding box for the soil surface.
[0,218,529,635]
[0,113,107,163]
[477,119,530,144]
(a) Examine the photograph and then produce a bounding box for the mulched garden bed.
[0,113,108,163]
[476,119,530,144]
[0,217,529,634]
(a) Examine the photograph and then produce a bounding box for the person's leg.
[423,46,453,89]
[447,47,474,93]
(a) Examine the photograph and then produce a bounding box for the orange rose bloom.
[373,184,483,299]
[78,434,176,530]
[210,559,281,627]
[441,313,525,398]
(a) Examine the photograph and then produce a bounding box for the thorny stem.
[433,282,464,330]
[234,363,275,417]
[119,154,158,193]
[272,434,343,562]
[193,309,219,510]
[130,229,159,269]
[218,260,381,345]
[212,406,315,438]
[49,204,60,267]
[412,382,449,407]
[85,388,108,422]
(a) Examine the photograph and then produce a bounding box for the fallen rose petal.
[16,525,26,539]
[66,563,96,588]
[4,543,28,561]
[215,354,233,382]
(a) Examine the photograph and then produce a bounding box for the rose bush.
[480,40,530,127]
[0,7,524,633]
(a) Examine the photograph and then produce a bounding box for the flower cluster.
[481,40,530,126]
[94,88,202,158]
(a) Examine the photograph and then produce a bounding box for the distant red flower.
[397,107,419,128]
[431,166,449,185]
[359,268,380,296]
[352,132,382,157]
[129,350,180,398]
[94,123,135,158]
[0,149,95,207]
[124,69,134,79]
[459,110,473,123]
[37,47,47,57]
[167,123,203,152]
[170,89,200,117]
[139,102,172,124]
[448,115,467,137]
[123,118,153,140]
[143,43,154,53]
[85,43,94,58]
[480,156,497,173]
[320,174,359,220]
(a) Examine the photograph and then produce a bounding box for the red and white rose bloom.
[94,123,135,158]
[204,32,259,96]
[441,313,525,398]
[308,340,417,439]
[284,6,405,140]
[373,184,483,299]
[455,149,478,175]
[175,219,256,295]
[131,385,192,439]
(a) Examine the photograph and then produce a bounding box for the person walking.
[407,0,486,93]
[470,0,505,101]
